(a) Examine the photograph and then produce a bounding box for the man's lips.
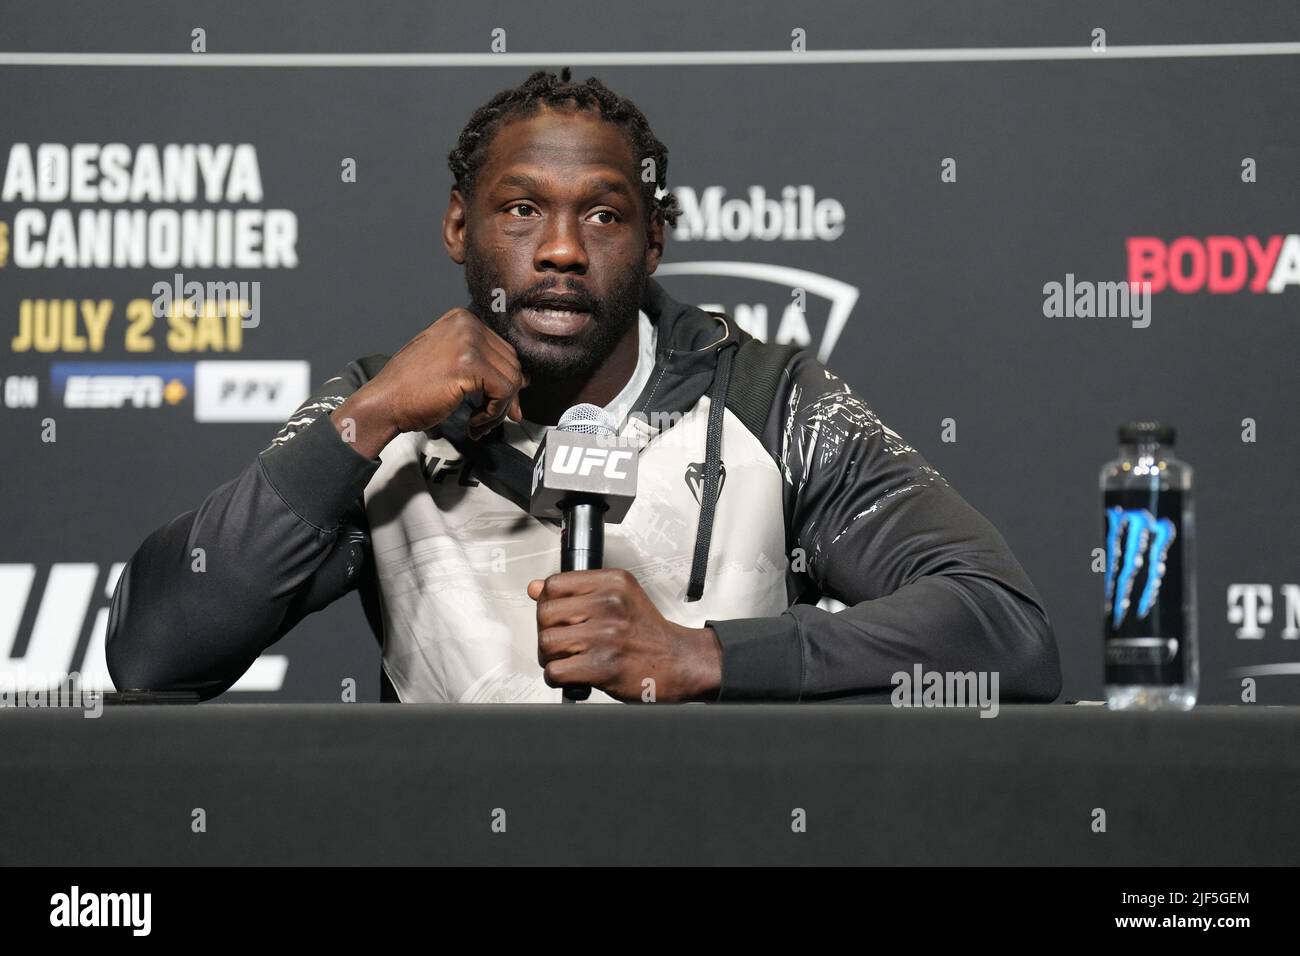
[518,303,592,337]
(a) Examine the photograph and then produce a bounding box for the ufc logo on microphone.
[553,446,634,479]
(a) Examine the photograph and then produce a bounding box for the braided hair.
[447,67,682,229]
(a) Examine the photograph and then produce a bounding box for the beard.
[464,239,647,381]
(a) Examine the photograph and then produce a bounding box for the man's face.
[446,105,663,379]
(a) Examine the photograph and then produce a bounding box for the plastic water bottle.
[1101,422,1198,710]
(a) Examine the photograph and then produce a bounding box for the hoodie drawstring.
[686,344,734,602]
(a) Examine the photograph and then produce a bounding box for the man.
[106,69,1062,704]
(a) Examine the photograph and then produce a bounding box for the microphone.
[529,404,639,702]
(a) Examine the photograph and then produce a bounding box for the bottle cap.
[1118,421,1176,445]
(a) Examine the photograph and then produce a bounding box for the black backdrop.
[1,1,1297,703]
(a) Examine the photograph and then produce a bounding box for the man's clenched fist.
[528,568,722,703]
[330,306,528,458]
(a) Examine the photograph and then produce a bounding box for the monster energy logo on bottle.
[1102,489,1186,685]
[1104,506,1177,628]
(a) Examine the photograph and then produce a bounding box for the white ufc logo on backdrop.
[0,563,287,692]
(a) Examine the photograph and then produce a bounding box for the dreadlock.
[447,67,682,229]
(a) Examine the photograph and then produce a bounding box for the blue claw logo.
[1104,507,1176,628]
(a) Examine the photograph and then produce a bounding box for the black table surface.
[1,703,1296,865]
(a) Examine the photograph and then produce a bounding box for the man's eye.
[507,203,536,217]
[590,210,618,224]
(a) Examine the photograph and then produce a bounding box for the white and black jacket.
[106,277,1062,704]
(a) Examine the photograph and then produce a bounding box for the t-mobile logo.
[1228,584,1300,639]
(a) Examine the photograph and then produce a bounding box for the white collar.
[602,309,658,429]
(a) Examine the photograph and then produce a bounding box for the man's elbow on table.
[997,597,1063,704]
[106,633,234,701]
[105,569,227,699]
[105,620,182,695]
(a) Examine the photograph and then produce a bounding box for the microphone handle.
[560,499,605,702]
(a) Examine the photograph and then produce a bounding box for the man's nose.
[534,215,588,274]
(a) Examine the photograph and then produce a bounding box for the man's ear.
[644,207,665,274]
[444,188,469,264]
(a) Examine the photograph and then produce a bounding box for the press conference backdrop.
[1,1,1297,705]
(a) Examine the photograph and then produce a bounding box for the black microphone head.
[557,403,616,437]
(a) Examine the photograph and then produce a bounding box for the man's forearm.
[330,386,400,460]
[682,625,723,702]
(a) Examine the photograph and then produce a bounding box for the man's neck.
[519,318,641,426]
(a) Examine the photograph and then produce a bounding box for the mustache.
[514,287,600,314]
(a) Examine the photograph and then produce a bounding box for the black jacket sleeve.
[105,360,384,699]
[707,350,1062,703]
